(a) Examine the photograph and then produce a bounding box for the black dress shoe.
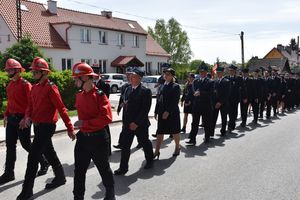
[45,177,66,189]
[240,122,246,127]
[114,168,128,175]
[113,144,122,149]
[185,139,196,145]
[0,172,15,185]
[172,148,181,157]
[16,189,33,200]
[143,162,153,169]
[180,127,186,134]
[203,138,210,143]
[135,143,142,149]
[37,163,50,176]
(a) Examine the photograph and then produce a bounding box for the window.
[128,23,135,29]
[99,31,107,44]
[145,62,152,74]
[62,58,72,70]
[117,33,124,46]
[99,59,107,73]
[81,59,91,65]
[133,35,139,47]
[80,29,91,43]
[157,62,164,74]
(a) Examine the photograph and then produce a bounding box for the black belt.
[9,113,24,118]
[33,122,55,127]
[78,129,106,137]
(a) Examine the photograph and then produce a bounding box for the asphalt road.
[0,110,300,200]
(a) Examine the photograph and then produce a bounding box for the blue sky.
[33,0,300,64]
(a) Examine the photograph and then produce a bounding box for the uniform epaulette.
[96,89,104,96]
[22,79,28,84]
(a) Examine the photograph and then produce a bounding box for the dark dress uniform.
[226,75,241,131]
[265,76,273,118]
[116,83,154,173]
[251,77,260,123]
[187,76,213,143]
[211,77,230,135]
[73,86,114,200]
[95,78,112,155]
[259,77,267,118]
[270,75,281,116]
[181,83,194,114]
[114,82,131,148]
[285,77,293,110]
[240,75,253,126]
[155,81,181,134]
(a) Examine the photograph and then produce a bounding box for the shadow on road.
[90,157,177,199]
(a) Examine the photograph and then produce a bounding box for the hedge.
[0,70,78,115]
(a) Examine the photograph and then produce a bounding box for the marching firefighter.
[72,62,115,200]
[17,57,75,200]
[0,58,49,186]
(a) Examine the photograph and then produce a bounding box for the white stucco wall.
[0,16,17,53]
[43,25,148,72]
[145,55,169,75]
[52,23,71,41]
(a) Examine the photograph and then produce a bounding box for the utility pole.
[240,31,245,68]
[16,0,22,41]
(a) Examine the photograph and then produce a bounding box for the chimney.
[277,44,284,51]
[101,11,112,18]
[47,0,57,15]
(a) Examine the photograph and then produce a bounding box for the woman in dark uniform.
[153,68,181,158]
[180,73,195,133]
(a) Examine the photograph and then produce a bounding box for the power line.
[64,0,239,36]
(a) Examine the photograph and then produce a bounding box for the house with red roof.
[0,0,170,74]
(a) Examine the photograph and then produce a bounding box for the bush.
[0,70,77,113]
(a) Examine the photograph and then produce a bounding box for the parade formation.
[1,58,300,200]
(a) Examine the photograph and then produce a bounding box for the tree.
[148,18,192,64]
[289,38,298,51]
[0,35,53,71]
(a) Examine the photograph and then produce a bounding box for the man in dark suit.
[211,66,229,136]
[226,64,241,131]
[186,62,213,144]
[93,69,112,155]
[251,68,261,124]
[240,68,252,127]
[264,70,273,119]
[114,68,154,175]
[270,69,281,116]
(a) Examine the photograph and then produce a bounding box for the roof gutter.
[66,23,72,45]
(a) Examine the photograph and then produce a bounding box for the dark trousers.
[119,126,153,170]
[104,125,111,155]
[5,115,47,174]
[23,123,61,190]
[189,106,212,141]
[271,95,278,115]
[212,105,227,135]
[240,101,249,124]
[259,101,265,117]
[252,101,259,122]
[228,101,239,130]
[73,130,114,199]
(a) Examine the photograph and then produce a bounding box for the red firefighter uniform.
[4,77,31,117]
[25,79,73,131]
[75,86,112,132]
